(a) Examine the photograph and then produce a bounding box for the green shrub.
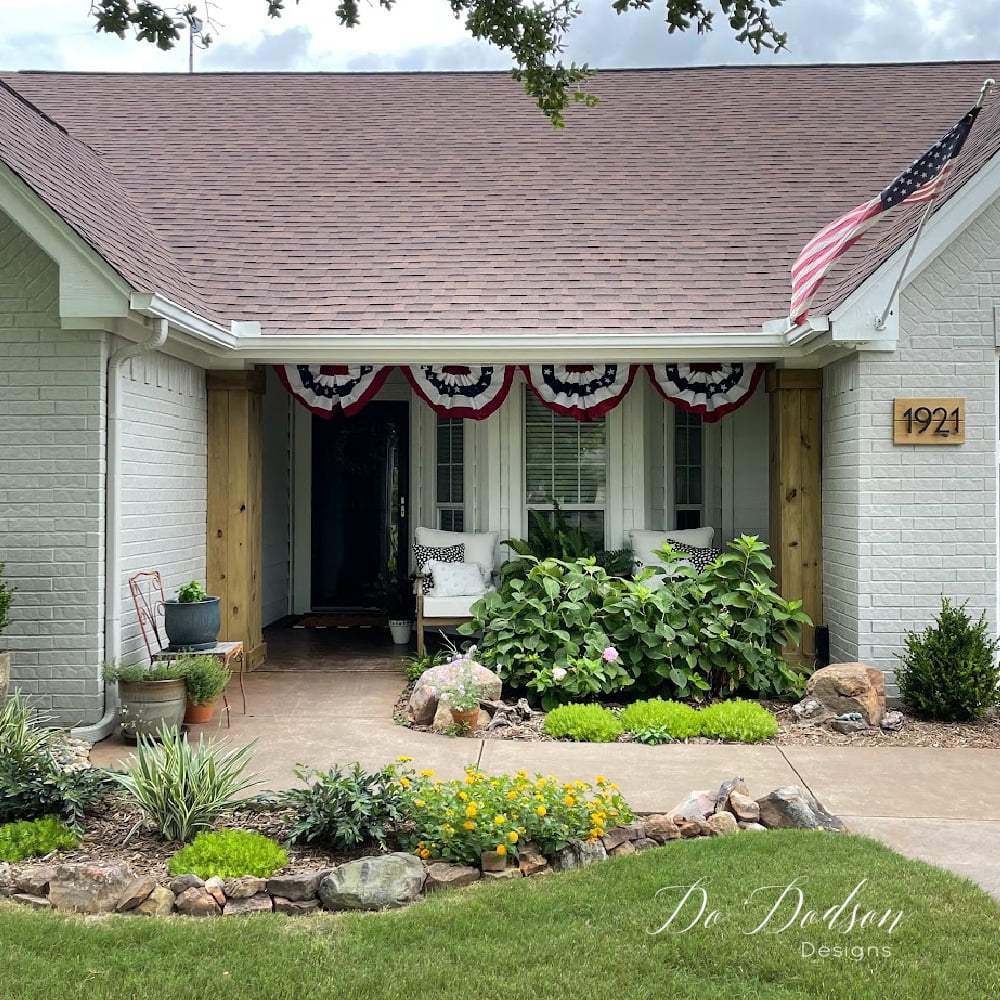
[271,763,407,850]
[179,654,231,705]
[619,699,702,739]
[109,727,258,842]
[397,765,634,864]
[401,650,448,683]
[697,700,778,742]
[897,598,1000,721]
[102,660,187,683]
[167,829,287,879]
[0,692,110,830]
[542,704,623,742]
[0,815,78,862]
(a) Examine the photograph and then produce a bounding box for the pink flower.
[602,647,619,662]
[552,667,567,682]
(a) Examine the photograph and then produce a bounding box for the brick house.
[0,63,998,734]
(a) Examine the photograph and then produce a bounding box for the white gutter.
[129,292,237,351]
[71,318,169,744]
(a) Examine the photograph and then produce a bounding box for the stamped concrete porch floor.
[89,630,1000,900]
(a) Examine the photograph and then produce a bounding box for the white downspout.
[71,318,169,743]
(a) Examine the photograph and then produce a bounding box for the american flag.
[789,106,981,325]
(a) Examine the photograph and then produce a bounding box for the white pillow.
[628,528,716,568]
[425,560,489,598]
[414,527,499,577]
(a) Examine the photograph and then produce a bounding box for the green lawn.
[3,831,999,1000]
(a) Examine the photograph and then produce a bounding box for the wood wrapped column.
[767,368,822,664]
[207,369,267,670]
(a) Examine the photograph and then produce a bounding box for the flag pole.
[873,78,996,332]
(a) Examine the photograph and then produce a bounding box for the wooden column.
[767,368,823,664]
[207,369,267,670]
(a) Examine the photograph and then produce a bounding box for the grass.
[2,831,999,999]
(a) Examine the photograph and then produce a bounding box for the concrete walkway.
[90,669,1000,900]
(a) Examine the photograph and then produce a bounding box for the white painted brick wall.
[823,197,1000,694]
[0,210,105,724]
[261,365,291,626]
[118,348,207,663]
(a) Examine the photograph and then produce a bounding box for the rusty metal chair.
[128,570,247,725]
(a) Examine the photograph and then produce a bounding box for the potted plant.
[103,660,188,742]
[371,574,415,645]
[164,579,221,651]
[0,563,13,702]
[180,653,231,724]
[435,655,482,732]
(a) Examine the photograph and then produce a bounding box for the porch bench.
[414,586,486,656]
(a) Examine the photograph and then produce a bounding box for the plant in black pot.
[371,574,415,645]
[164,580,221,651]
[0,563,14,701]
[179,654,231,725]
[103,660,188,742]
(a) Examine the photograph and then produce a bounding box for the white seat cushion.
[629,528,715,569]
[423,590,493,618]
[414,527,499,577]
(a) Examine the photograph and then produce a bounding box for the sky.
[0,0,997,76]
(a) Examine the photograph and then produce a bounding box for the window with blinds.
[524,391,607,547]
[436,417,465,530]
[674,409,703,529]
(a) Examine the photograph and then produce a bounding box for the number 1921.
[893,398,965,445]
[901,406,960,436]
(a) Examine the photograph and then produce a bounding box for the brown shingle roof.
[2,64,999,335]
[0,79,210,319]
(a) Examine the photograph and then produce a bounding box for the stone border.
[0,781,843,917]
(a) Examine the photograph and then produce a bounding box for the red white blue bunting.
[522,364,636,421]
[274,365,391,418]
[646,363,763,423]
[403,365,513,419]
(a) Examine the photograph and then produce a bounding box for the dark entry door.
[311,402,409,610]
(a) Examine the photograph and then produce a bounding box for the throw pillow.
[413,542,464,594]
[424,560,488,598]
[670,541,722,572]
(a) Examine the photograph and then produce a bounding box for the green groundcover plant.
[0,814,77,863]
[462,535,810,707]
[542,703,624,742]
[167,829,288,879]
[697,699,778,743]
[619,698,702,740]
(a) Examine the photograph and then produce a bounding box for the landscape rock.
[550,839,608,871]
[706,812,739,836]
[273,896,321,915]
[482,868,523,880]
[714,777,748,814]
[805,663,885,726]
[407,661,502,725]
[517,844,548,876]
[480,850,509,873]
[486,698,535,731]
[674,818,704,839]
[223,877,267,900]
[632,838,660,852]
[0,863,11,892]
[880,710,905,732]
[601,826,635,852]
[267,872,321,901]
[756,786,845,832]
[15,866,56,896]
[791,697,827,722]
[319,853,425,911]
[668,790,715,821]
[48,862,134,914]
[618,821,646,841]
[136,885,176,916]
[610,841,637,857]
[738,822,768,832]
[727,792,761,823]
[175,886,222,917]
[223,893,273,916]
[12,893,51,910]
[830,718,868,735]
[424,863,480,891]
[116,875,157,912]
[169,874,205,895]
[204,876,227,907]
[642,815,680,843]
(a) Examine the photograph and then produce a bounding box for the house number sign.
[892,398,965,445]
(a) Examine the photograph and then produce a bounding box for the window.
[436,417,465,530]
[674,409,703,529]
[524,391,607,547]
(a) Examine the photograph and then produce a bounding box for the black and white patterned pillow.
[670,541,722,572]
[413,543,464,594]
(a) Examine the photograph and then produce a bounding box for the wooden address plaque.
[893,398,965,445]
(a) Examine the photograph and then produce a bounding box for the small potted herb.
[0,563,14,701]
[180,654,231,724]
[164,580,221,651]
[432,655,482,732]
[103,660,188,742]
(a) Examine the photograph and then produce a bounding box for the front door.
[310,402,409,610]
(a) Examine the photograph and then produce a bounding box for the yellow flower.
[418,848,431,859]
[536,806,547,817]
[609,783,620,791]
[465,803,478,818]
[493,814,507,825]
[595,775,607,785]
[591,812,604,824]
[463,821,476,830]
[507,831,518,843]
[506,790,518,801]
[458,791,468,801]
[414,799,425,807]
[399,777,410,788]
[536,778,547,788]
[574,781,586,789]
[496,844,507,856]
[397,756,413,763]
[421,769,435,777]
[465,775,477,785]
[516,770,527,779]
[564,795,576,807]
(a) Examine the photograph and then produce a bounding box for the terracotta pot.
[184,699,215,725]
[450,707,479,731]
